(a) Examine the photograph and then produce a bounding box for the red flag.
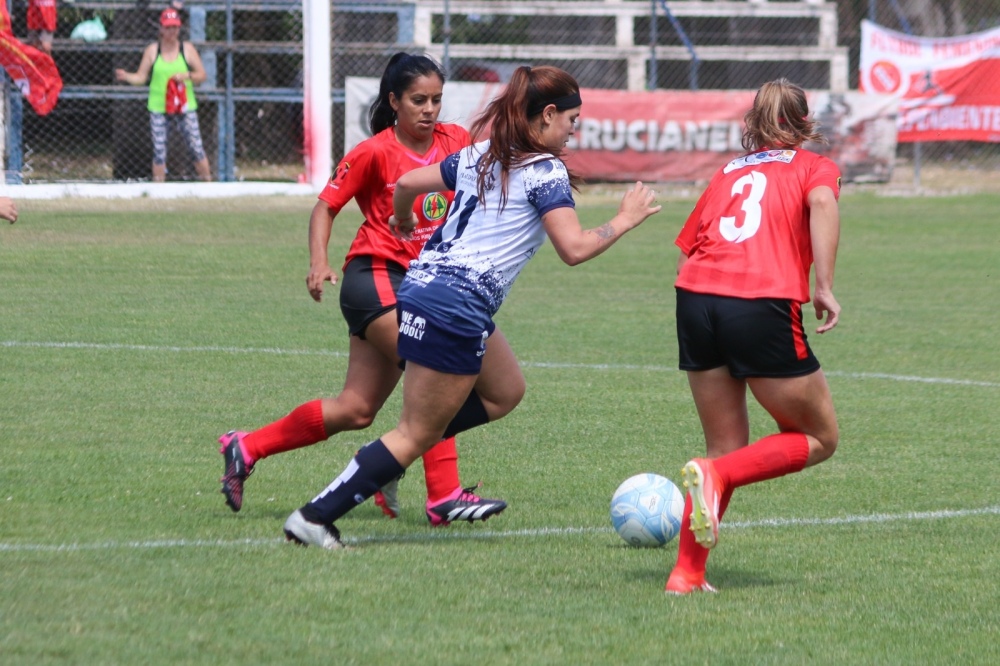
[0,2,62,115]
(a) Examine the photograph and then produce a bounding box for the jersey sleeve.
[674,184,713,255]
[804,155,841,201]
[524,157,575,217]
[317,141,377,213]
[439,151,462,191]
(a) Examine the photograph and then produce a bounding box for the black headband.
[527,92,582,117]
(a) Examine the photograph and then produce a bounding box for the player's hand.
[0,197,17,224]
[619,181,662,229]
[813,288,840,333]
[388,214,415,240]
[306,264,337,302]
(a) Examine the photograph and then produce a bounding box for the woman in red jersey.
[218,53,506,526]
[665,79,842,595]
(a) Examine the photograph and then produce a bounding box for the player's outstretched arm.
[543,181,661,266]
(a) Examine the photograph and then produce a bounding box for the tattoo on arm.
[591,223,616,241]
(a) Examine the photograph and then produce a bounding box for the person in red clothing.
[665,78,842,595]
[26,0,56,56]
[218,52,507,526]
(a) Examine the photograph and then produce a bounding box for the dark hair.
[368,52,446,135]
[469,65,582,209]
[742,78,825,151]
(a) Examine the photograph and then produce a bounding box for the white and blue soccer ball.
[610,473,684,548]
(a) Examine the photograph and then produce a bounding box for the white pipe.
[303,0,332,192]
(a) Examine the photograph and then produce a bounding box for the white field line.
[3,340,999,388]
[1,505,998,553]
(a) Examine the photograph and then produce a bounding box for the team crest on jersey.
[422,192,448,221]
[723,150,796,174]
[332,161,350,185]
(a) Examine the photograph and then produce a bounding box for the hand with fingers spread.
[618,181,662,230]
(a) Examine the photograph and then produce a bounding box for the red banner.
[0,2,62,115]
[562,89,896,183]
[563,89,753,182]
[860,19,1000,143]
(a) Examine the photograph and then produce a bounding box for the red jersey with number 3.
[674,148,840,303]
[319,124,469,270]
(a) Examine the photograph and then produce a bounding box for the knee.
[480,374,525,422]
[346,407,379,431]
[498,372,526,415]
[331,397,380,432]
[809,424,839,465]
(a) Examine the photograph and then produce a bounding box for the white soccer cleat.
[283,510,346,550]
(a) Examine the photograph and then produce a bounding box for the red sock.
[422,437,461,503]
[713,432,810,491]
[242,399,327,463]
[673,487,733,575]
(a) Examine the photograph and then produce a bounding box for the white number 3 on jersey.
[719,171,766,243]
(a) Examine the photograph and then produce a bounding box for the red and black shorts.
[675,287,820,378]
[339,256,406,338]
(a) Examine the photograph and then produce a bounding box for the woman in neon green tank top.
[114,8,211,181]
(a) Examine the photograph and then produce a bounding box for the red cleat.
[680,458,725,549]
[664,567,718,595]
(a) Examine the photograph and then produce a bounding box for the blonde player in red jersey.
[218,53,507,526]
[665,78,842,595]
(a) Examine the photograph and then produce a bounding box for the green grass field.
[1,193,998,665]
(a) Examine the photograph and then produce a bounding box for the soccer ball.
[610,473,684,548]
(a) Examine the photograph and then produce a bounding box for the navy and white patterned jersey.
[397,140,575,330]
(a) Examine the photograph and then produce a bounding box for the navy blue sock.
[300,438,405,525]
[442,390,490,439]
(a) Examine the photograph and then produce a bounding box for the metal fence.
[5,0,1000,185]
[8,0,303,183]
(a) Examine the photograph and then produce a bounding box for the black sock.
[300,438,405,525]
[442,390,490,439]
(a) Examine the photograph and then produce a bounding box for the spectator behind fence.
[26,0,56,56]
[114,8,211,182]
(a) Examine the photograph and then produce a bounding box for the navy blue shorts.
[339,256,406,338]
[395,300,496,376]
[675,287,819,379]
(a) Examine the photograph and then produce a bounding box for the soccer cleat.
[681,458,725,549]
[664,567,718,595]
[373,475,402,519]
[425,483,507,526]
[283,509,346,550]
[219,430,254,512]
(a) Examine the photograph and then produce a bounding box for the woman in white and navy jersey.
[282,65,662,549]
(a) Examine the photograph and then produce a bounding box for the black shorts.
[339,256,406,338]
[675,287,820,378]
